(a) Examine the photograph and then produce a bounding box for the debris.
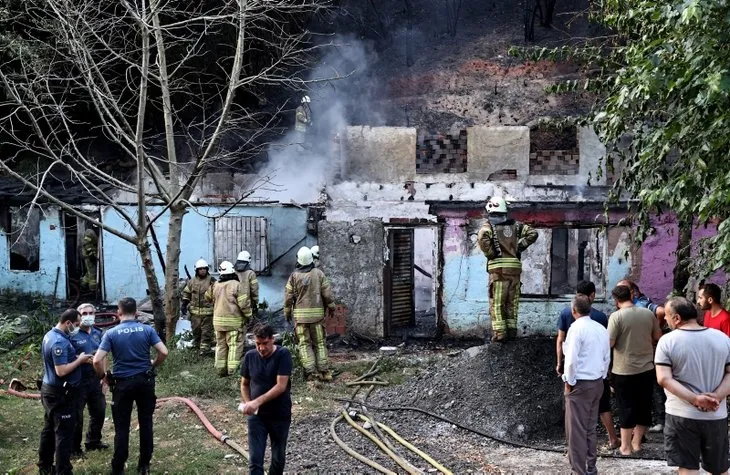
[224,454,240,459]
[379,346,398,356]
[447,350,462,357]
[464,346,484,358]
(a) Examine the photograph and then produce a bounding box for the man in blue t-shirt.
[70,303,108,456]
[93,297,168,475]
[556,280,618,450]
[240,323,293,475]
[38,309,94,475]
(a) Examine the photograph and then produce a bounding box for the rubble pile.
[373,337,565,443]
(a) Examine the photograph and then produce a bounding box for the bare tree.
[0,0,330,341]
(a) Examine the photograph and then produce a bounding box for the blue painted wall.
[0,206,67,299]
[102,205,313,310]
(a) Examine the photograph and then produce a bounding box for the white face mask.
[81,315,95,327]
[68,324,80,336]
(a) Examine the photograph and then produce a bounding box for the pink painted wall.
[637,215,725,304]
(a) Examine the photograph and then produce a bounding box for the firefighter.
[206,261,252,377]
[81,228,98,291]
[477,197,538,342]
[294,95,312,133]
[310,245,320,268]
[182,259,216,356]
[284,247,336,382]
[234,251,259,324]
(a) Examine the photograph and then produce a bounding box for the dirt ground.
[2,338,678,474]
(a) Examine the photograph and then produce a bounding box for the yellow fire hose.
[357,414,454,475]
[331,358,453,475]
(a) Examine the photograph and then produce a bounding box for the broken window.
[549,227,605,296]
[3,206,41,271]
[529,125,579,175]
[213,216,269,272]
[519,227,606,297]
[416,131,467,174]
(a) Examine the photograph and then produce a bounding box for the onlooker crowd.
[559,280,730,474]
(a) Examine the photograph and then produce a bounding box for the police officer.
[70,303,108,456]
[93,297,168,475]
[38,309,93,475]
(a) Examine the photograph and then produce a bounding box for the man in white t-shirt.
[655,297,730,475]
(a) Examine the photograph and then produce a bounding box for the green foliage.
[512,0,730,282]
[155,349,240,398]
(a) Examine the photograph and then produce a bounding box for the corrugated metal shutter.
[389,229,415,329]
[214,216,268,272]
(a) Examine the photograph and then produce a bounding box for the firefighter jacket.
[182,275,216,316]
[295,104,312,132]
[205,276,252,331]
[477,218,538,273]
[284,265,335,323]
[82,229,98,259]
[234,263,259,310]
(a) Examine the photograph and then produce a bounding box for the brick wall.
[416,131,467,174]
[529,149,580,175]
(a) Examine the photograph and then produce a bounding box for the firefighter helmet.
[218,261,235,275]
[485,196,508,214]
[194,259,209,269]
[301,95,311,103]
[237,251,251,262]
[310,245,320,259]
[297,247,313,266]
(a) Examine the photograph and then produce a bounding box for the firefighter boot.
[491,330,506,343]
[318,370,333,382]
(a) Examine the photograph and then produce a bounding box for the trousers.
[38,384,77,475]
[74,376,106,451]
[565,378,604,475]
[248,415,291,475]
[110,373,156,474]
[295,321,328,374]
[215,329,243,376]
[190,313,214,351]
[488,269,522,332]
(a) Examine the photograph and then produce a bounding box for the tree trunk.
[672,218,692,296]
[138,239,166,340]
[164,205,186,343]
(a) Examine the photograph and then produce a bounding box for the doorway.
[384,226,439,338]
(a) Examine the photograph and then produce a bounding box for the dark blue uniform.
[99,321,161,474]
[38,328,83,475]
[70,327,106,452]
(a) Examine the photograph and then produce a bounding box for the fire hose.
[331,359,455,474]
[1,381,249,463]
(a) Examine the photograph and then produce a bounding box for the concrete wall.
[466,126,530,180]
[319,219,386,337]
[337,125,606,188]
[102,205,312,310]
[436,206,725,338]
[342,126,417,182]
[0,206,67,299]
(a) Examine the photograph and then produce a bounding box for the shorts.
[598,378,611,414]
[665,414,729,473]
[612,369,654,428]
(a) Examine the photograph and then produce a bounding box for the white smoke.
[254,37,379,204]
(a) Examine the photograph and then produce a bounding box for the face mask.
[68,324,80,336]
[81,315,95,327]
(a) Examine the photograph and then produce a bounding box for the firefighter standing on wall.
[182,259,216,356]
[284,247,336,382]
[234,251,259,325]
[477,197,538,342]
[206,261,252,377]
